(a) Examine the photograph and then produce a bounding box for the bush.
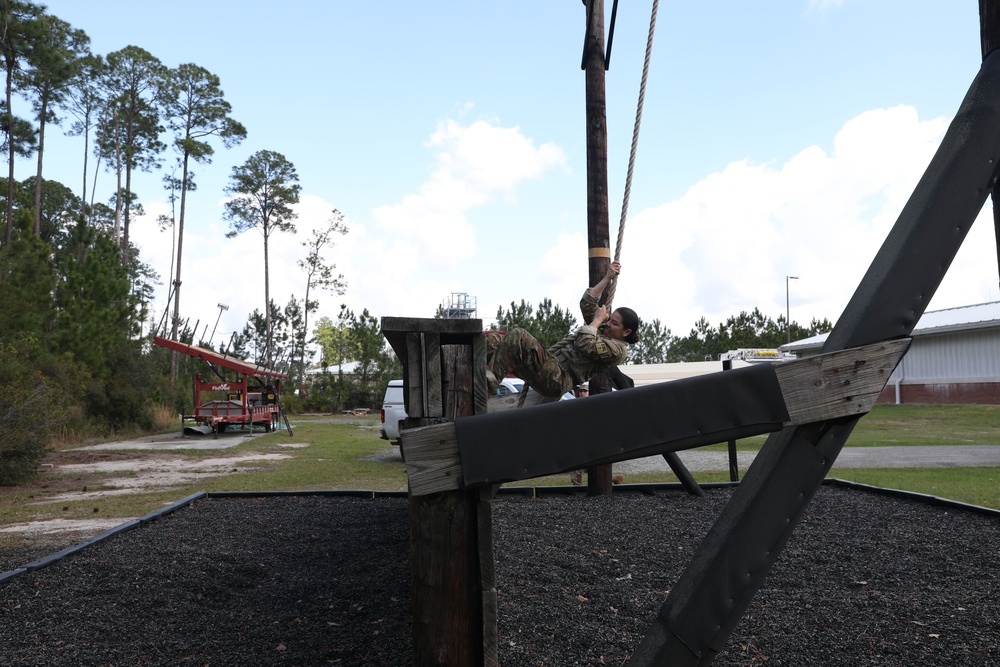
[280,392,304,415]
[0,378,67,485]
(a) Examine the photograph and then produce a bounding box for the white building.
[781,301,1000,405]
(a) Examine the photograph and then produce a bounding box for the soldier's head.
[604,307,639,344]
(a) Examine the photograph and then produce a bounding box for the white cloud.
[560,104,993,335]
[138,116,571,338]
[371,119,567,270]
[806,0,847,12]
[364,117,569,315]
[142,104,1000,350]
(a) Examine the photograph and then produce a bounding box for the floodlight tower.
[210,303,229,345]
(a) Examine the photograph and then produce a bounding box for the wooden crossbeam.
[402,339,909,496]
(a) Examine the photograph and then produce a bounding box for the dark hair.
[614,307,640,344]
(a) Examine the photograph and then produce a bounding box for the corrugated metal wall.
[889,328,1000,383]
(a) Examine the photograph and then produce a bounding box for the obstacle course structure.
[381,8,1000,663]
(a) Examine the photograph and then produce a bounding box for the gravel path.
[2,486,999,666]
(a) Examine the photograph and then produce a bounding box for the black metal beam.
[457,363,788,487]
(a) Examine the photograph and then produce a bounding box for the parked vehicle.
[383,377,526,445]
[380,380,406,445]
[498,377,524,395]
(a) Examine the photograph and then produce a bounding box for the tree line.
[490,300,833,364]
[0,1,398,484]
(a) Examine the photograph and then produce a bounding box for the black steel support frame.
[626,49,1000,666]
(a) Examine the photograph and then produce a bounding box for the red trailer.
[154,336,289,436]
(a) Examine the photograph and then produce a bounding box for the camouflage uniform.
[490,291,629,397]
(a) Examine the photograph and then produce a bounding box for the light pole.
[210,303,229,346]
[786,276,799,344]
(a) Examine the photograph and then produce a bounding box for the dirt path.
[1,430,307,548]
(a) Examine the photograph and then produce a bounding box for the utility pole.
[582,0,614,496]
[786,275,798,343]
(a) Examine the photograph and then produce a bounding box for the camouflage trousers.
[491,328,573,398]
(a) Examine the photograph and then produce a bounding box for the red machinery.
[154,336,289,436]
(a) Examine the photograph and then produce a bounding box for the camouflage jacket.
[547,291,629,387]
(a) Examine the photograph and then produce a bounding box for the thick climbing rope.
[603,0,659,311]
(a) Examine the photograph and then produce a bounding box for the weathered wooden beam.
[773,337,907,424]
[382,319,498,667]
[401,339,909,496]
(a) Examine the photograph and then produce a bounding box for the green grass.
[842,403,1000,446]
[699,403,1000,451]
[828,467,1000,509]
[203,419,409,492]
[0,416,408,548]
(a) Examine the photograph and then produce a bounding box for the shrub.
[0,378,67,485]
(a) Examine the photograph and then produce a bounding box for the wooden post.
[722,359,740,482]
[582,0,614,495]
[381,317,496,667]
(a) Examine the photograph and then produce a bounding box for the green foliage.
[224,149,301,363]
[0,7,362,480]
[19,12,89,235]
[314,312,354,368]
[295,370,352,414]
[0,0,44,242]
[297,209,348,388]
[491,297,578,349]
[223,149,301,238]
[53,226,135,376]
[305,305,401,411]
[163,62,246,163]
[162,62,245,343]
[0,210,55,338]
[0,379,61,484]
[96,44,166,255]
[64,52,104,217]
[81,340,162,432]
[345,306,400,408]
[0,336,68,485]
[22,175,79,247]
[631,318,673,364]
[97,45,166,174]
[0,102,36,159]
[667,308,833,362]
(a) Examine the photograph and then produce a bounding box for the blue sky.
[28,1,995,349]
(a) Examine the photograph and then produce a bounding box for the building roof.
[622,359,751,386]
[304,361,362,375]
[781,300,1000,353]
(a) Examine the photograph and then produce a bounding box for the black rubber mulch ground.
[1,485,998,666]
